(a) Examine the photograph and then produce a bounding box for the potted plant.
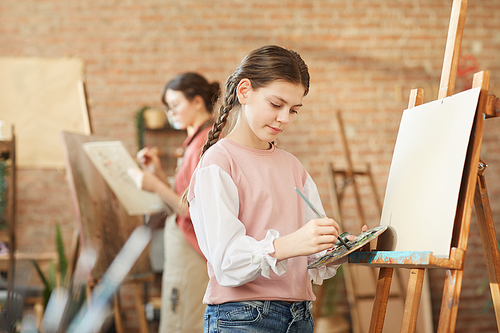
[31,223,68,308]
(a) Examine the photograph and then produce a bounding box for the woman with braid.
[187,45,360,332]
[129,72,220,332]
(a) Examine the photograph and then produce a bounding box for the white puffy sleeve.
[303,173,341,285]
[189,164,288,287]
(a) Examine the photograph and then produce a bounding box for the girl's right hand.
[137,147,161,173]
[272,217,340,261]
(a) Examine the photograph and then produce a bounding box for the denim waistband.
[238,300,313,319]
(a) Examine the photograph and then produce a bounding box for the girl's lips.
[268,125,281,135]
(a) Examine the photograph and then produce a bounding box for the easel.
[61,132,154,333]
[0,125,17,332]
[326,111,432,333]
[349,0,500,332]
[0,127,61,331]
[329,111,383,229]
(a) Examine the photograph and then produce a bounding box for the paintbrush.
[294,187,351,250]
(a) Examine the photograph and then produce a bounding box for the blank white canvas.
[380,87,481,257]
[83,141,166,216]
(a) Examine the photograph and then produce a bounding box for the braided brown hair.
[201,45,310,155]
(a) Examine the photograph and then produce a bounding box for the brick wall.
[2,0,500,332]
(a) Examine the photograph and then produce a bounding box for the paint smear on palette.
[307,225,388,269]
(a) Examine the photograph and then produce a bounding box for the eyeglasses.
[162,105,173,116]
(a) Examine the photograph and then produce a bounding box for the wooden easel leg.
[474,169,500,328]
[114,292,124,333]
[134,283,149,333]
[369,267,393,333]
[448,269,464,333]
[86,284,92,310]
[34,301,44,331]
[343,265,362,333]
[436,269,464,333]
[401,269,425,333]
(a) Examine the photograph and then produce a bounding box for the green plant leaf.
[32,259,53,308]
[56,223,68,284]
[476,240,500,312]
[31,260,51,290]
[135,106,149,150]
[48,261,57,289]
[30,222,71,308]
[481,298,494,314]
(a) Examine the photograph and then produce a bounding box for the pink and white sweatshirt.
[188,138,339,305]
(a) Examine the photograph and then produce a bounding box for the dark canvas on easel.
[61,131,151,280]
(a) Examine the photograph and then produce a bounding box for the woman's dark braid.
[201,77,239,155]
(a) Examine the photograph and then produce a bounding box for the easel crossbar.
[349,250,463,269]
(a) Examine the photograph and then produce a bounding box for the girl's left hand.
[127,168,161,193]
[344,224,369,242]
[140,170,162,193]
[327,224,370,265]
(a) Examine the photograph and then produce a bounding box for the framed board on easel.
[346,0,500,332]
[61,132,152,279]
[60,131,154,333]
[0,57,91,169]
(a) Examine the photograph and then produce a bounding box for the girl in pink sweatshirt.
[188,45,346,333]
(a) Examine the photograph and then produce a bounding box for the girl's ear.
[236,79,252,105]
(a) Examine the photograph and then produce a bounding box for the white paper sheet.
[83,141,166,216]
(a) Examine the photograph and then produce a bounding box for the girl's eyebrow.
[271,95,303,107]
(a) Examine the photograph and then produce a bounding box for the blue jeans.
[204,300,315,333]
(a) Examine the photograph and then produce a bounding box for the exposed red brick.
[2,1,500,332]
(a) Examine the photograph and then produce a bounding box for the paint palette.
[307,225,388,269]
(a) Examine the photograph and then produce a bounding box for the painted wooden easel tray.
[308,225,388,269]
